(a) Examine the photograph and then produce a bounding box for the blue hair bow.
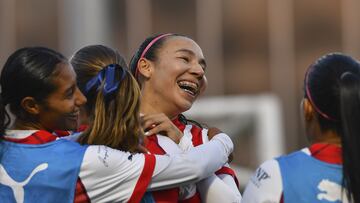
[85,64,126,98]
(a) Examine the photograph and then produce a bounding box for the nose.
[75,87,87,106]
[191,64,205,80]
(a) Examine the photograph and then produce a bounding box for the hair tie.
[85,64,126,99]
[135,33,173,78]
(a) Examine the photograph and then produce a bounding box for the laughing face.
[142,36,207,117]
[38,63,87,131]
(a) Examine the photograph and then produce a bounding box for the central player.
[129,33,241,202]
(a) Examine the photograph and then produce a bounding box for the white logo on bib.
[317,179,349,203]
[0,163,48,203]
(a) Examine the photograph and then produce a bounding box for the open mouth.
[67,112,79,120]
[177,80,199,96]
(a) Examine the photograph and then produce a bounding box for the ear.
[20,97,41,115]
[137,58,154,79]
[302,98,315,121]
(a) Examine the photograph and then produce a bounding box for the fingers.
[144,122,168,136]
[145,123,182,144]
[141,113,168,131]
[141,113,183,143]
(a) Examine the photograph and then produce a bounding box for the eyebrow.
[176,49,207,69]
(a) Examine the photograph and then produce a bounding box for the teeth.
[178,81,199,95]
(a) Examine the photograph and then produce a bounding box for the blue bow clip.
[85,64,127,98]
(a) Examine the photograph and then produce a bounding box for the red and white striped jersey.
[3,129,233,203]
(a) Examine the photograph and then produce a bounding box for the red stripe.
[215,166,240,189]
[172,117,186,132]
[77,125,88,132]
[152,188,179,203]
[144,135,180,202]
[190,126,203,146]
[74,178,91,203]
[179,191,201,203]
[309,143,342,164]
[145,135,166,155]
[128,154,156,203]
[4,130,57,144]
[53,130,72,137]
[280,193,284,203]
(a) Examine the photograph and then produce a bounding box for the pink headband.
[135,33,172,78]
[304,65,337,121]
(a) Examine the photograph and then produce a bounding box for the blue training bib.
[0,139,87,203]
[277,150,346,203]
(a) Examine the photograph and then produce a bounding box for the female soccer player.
[71,45,199,202]
[129,34,241,202]
[0,47,233,203]
[241,53,360,203]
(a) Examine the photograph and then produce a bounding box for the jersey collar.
[309,143,342,164]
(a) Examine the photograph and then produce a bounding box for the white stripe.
[156,135,183,154]
[5,130,37,139]
[201,128,209,143]
[183,125,194,147]
[301,147,311,156]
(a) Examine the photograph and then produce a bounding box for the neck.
[310,129,342,146]
[13,119,47,131]
[140,87,179,119]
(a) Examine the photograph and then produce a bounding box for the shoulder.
[81,145,146,178]
[241,159,283,203]
[79,145,149,202]
[182,123,209,146]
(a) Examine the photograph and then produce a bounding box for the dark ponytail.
[0,96,11,138]
[339,72,360,202]
[305,53,360,202]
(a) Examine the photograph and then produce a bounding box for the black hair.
[0,47,67,137]
[305,53,360,202]
[178,114,203,128]
[129,33,184,79]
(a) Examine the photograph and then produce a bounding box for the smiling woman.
[131,34,207,118]
[0,47,86,132]
[129,34,241,202]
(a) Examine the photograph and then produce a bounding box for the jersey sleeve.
[79,133,232,202]
[217,173,240,194]
[148,133,233,191]
[197,175,242,203]
[241,159,283,203]
[79,145,154,203]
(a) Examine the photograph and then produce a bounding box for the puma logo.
[0,163,48,203]
[317,179,349,203]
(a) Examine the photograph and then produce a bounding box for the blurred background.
[1,0,360,190]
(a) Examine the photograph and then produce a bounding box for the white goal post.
[184,94,285,188]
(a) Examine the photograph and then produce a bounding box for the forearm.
[148,133,233,190]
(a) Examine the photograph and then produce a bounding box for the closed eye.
[179,57,190,63]
[65,85,76,99]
